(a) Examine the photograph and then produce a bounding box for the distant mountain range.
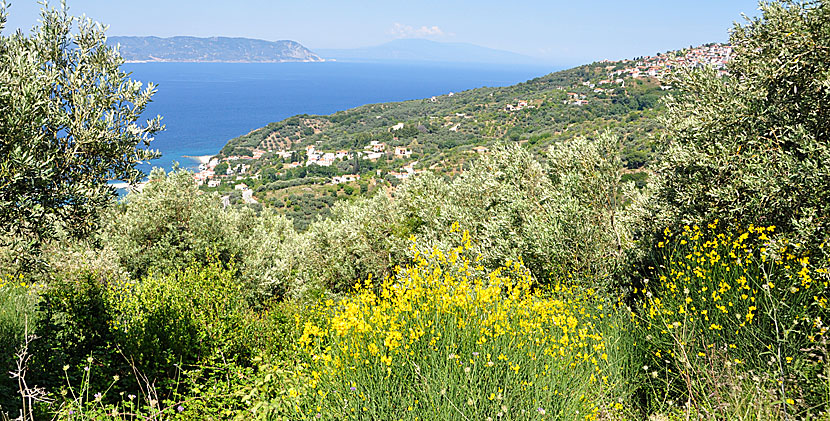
[108,36,324,63]
[316,39,543,65]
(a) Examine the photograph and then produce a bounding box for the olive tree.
[653,1,830,250]
[0,2,162,267]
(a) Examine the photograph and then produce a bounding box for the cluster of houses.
[607,43,733,81]
[362,140,412,161]
[564,92,590,106]
[193,155,254,188]
[389,160,425,180]
[193,158,219,187]
[504,100,531,112]
[554,44,734,106]
[197,121,422,190]
[305,145,352,167]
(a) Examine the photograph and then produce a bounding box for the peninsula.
[108,36,324,63]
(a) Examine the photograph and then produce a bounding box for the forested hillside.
[208,53,691,227]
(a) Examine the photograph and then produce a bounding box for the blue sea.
[124,61,558,173]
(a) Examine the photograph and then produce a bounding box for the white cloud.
[388,23,452,39]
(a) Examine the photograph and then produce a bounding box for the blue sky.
[2,0,761,65]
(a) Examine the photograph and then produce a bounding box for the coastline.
[183,155,214,165]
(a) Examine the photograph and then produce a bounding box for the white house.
[365,151,384,160]
[394,146,412,158]
[332,174,360,184]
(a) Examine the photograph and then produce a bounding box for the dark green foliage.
[11,263,283,412]
[621,172,649,189]
[276,193,337,231]
[107,264,256,374]
[29,272,116,394]
[214,162,229,175]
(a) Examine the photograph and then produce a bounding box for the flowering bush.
[637,222,830,417]
[296,230,627,420]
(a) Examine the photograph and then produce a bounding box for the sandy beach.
[183,155,214,165]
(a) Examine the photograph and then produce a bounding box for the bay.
[124,61,559,174]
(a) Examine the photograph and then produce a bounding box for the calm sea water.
[124,61,559,173]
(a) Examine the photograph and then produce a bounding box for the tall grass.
[0,275,40,412]
[635,222,830,419]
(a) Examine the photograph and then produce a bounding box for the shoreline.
[183,155,214,165]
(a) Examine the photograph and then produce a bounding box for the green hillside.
[212,59,671,228]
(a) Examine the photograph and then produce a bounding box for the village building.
[394,146,412,158]
[274,150,293,160]
[364,151,384,161]
[332,174,360,184]
[369,141,386,153]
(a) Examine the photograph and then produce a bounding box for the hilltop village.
[192,43,733,226]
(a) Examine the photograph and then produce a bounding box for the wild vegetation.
[1,1,829,420]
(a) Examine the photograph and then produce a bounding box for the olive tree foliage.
[287,194,410,297]
[104,169,249,280]
[653,1,830,250]
[395,136,637,285]
[0,2,162,269]
[104,168,299,300]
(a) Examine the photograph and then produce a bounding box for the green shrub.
[105,168,298,302]
[653,1,830,254]
[106,263,256,376]
[30,271,117,395]
[105,168,254,279]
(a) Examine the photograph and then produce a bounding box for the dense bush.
[653,1,830,253]
[6,263,283,417]
[29,271,117,394]
[105,168,254,279]
[106,263,256,375]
